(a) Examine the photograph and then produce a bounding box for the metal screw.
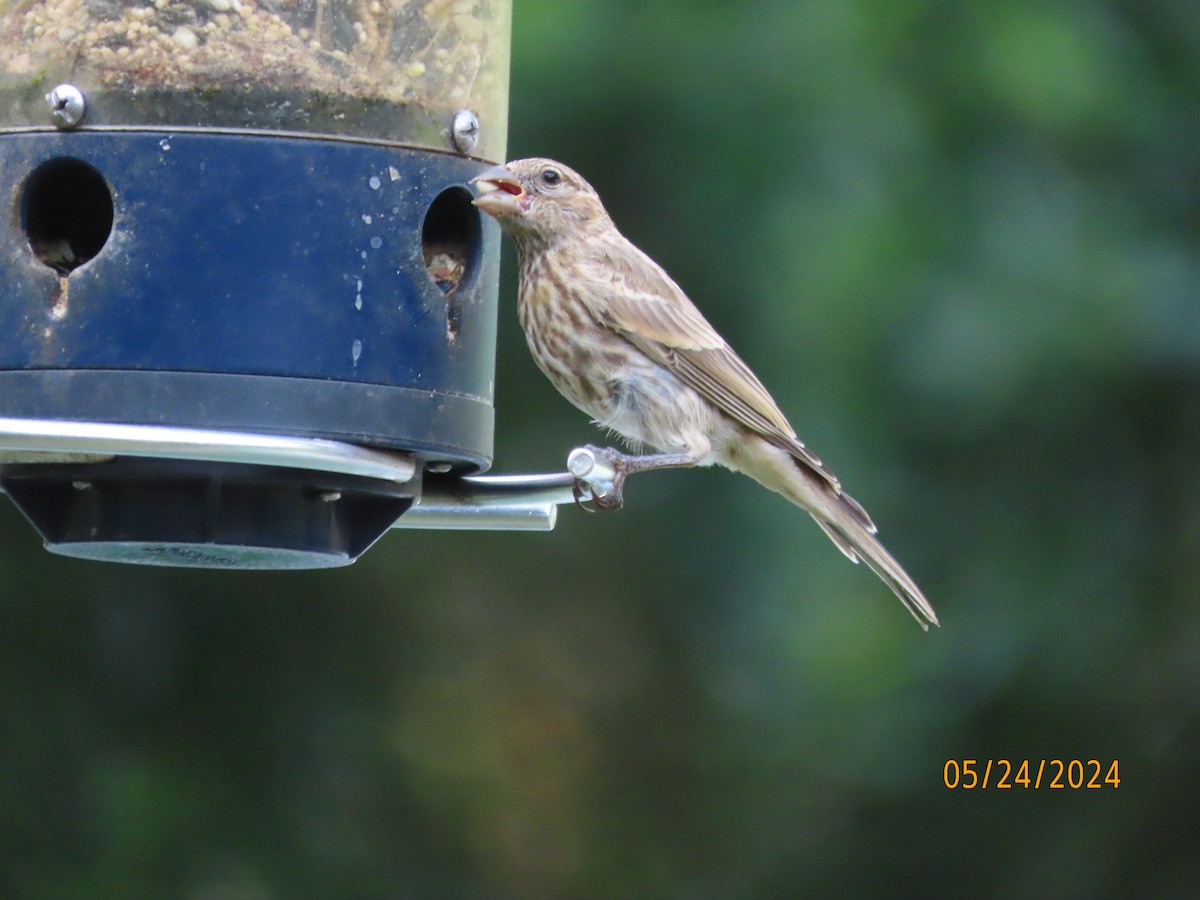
[450,109,480,154]
[46,84,86,129]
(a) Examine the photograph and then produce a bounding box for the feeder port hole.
[19,157,115,276]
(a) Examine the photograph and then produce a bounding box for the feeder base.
[2,459,414,570]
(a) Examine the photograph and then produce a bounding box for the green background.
[3,1,1198,896]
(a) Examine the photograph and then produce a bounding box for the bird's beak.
[471,165,526,218]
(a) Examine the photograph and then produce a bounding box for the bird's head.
[471,158,608,246]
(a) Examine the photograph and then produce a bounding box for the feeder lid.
[0,0,511,157]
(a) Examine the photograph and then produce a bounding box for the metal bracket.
[0,418,616,533]
[401,445,625,530]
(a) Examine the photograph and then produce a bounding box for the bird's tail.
[807,501,939,630]
[728,437,939,629]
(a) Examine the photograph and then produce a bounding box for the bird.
[471,158,937,629]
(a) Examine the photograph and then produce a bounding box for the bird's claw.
[571,477,625,512]
[590,483,625,511]
[572,478,598,512]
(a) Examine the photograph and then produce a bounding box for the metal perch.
[0,418,620,535]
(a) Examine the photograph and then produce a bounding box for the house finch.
[472,158,937,629]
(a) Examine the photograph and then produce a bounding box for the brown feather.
[577,239,842,490]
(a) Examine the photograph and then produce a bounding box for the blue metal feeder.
[0,0,601,568]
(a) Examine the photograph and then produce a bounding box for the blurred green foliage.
[3,1,1200,896]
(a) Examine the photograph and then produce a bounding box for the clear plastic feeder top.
[0,0,510,158]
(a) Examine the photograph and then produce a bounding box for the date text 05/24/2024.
[944,759,1120,790]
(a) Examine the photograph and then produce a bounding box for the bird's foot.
[567,444,702,512]
[568,445,628,512]
[571,481,625,512]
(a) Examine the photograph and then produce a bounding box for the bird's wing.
[579,240,839,489]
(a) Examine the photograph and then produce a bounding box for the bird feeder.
[0,0,610,568]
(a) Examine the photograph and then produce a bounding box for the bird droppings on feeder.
[48,278,69,321]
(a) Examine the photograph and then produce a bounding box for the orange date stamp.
[943,759,1120,789]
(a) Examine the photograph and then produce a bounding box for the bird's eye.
[540,168,562,187]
